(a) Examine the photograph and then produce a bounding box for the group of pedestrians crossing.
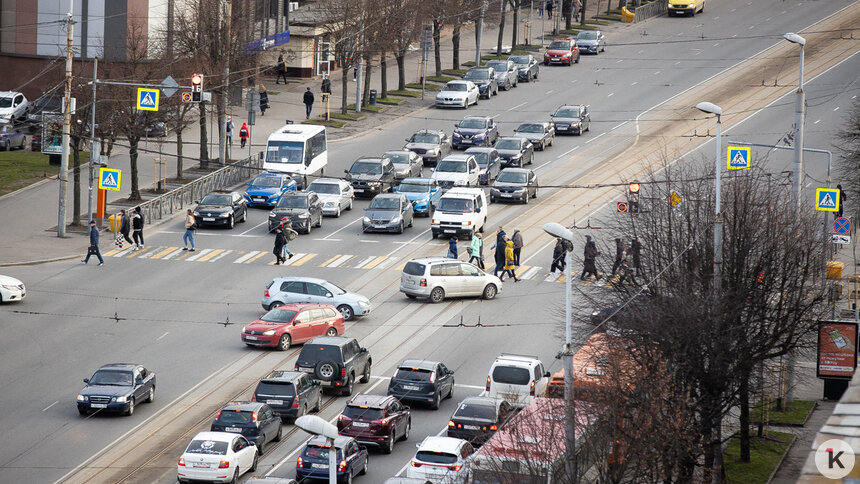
[84,207,145,266]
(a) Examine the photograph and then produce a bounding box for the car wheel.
[335,206,341,217]
[337,304,354,321]
[257,438,266,455]
[533,187,538,198]
[360,362,371,383]
[227,215,234,229]
[125,398,135,416]
[543,61,548,66]
[527,72,532,82]
[326,327,338,337]
[401,419,411,441]
[342,374,354,396]
[397,221,404,234]
[448,381,455,399]
[268,301,284,310]
[314,392,322,412]
[274,424,283,442]
[482,284,498,300]
[240,209,247,223]
[360,456,368,475]
[575,56,579,64]
[429,287,445,303]
[345,472,353,484]
[250,453,258,471]
[230,468,239,484]
[383,432,395,454]
[490,196,496,203]
[524,192,529,204]
[430,392,441,410]
[347,198,353,210]
[305,222,312,235]
[277,334,291,351]
[146,386,155,403]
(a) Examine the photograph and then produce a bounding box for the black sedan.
[193,191,248,229]
[363,193,414,233]
[211,401,282,455]
[490,168,538,204]
[493,137,534,168]
[77,363,156,416]
[508,54,540,82]
[550,104,591,135]
[387,359,455,409]
[512,122,555,151]
[268,191,323,233]
[447,396,515,445]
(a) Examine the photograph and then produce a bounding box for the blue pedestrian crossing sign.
[816,188,840,212]
[727,146,751,170]
[98,168,121,191]
[136,88,159,111]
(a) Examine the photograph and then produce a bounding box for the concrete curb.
[329,104,435,144]
[767,433,798,484]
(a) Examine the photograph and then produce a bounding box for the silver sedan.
[305,178,354,217]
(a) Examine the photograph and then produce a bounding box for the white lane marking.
[570,79,578,84]
[675,61,681,65]
[160,248,185,260]
[630,81,637,86]
[806,182,812,187]
[239,220,268,235]
[544,272,562,282]
[731,8,736,11]
[616,59,623,63]
[637,50,644,54]
[209,249,233,262]
[157,331,170,341]
[322,215,362,239]
[353,256,377,268]
[607,92,614,98]
[113,248,134,257]
[135,247,162,259]
[185,248,212,261]
[233,251,260,263]
[326,254,354,268]
[852,95,857,99]
[612,121,628,130]
[765,17,771,22]
[653,71,660,76]
[545,90,554,94]
[748,25,754,29]
[359,240,379,243]
[814,119,821,124]
[732,34,738,38]
[313,238,343,241]
[520,266,543,279]
[43,400,59,412]
[281,253,307,266]
[834,106,840,112]
[585,132,606,144]
[508,101,528,111]
[385,228,431,258]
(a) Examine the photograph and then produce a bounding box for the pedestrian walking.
[116,209,132,248]
[447,237,459,259]
[81,220,104,266]
[131,206,144,250]
[491,227,507,276]
[537,2,543,17]
[573,0,581,21]
[500,240,520,282]
[258,84,269,116]
[512,229,524,266]
[611,237,627,275]
[550,238,566,273]
[273,227,287,265]
[281,217,297,261]
[225,116,234,146]
[469,233,484,269]
[275,54,287,84]
[182,209,197,251]
[321,76,331,94]
[836,184,846,218]
[546,0,553,19]
[581,235,600,280]
[630,236,642,277]
[239,122,249,148]
[303,87,315,120]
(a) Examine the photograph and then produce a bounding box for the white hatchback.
[407,436,474,483]
[0,275,25,303]
[178,431,258,484]
[400,257,502,303]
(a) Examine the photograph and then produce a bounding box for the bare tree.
[836,98,860,210]
[319,0,365,114]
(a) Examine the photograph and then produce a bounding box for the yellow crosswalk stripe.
[150,247,179,260]
[515,265,530,277]
[103,248,121,257]
[319,254,341,267]
[362,256,388,269]
[291,253,317,266]
[557,274,566,283]
[394,261,407,271]
[245,251,270,264]
[196,249,225,262]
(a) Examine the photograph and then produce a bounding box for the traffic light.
[627,182,640,213]
[191,74,203,102]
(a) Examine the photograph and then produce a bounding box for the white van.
[430,187,487,239]
[263,124,327,189]
[486,354,550,408]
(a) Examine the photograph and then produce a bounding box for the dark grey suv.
[462,67,499,99]
[388,359,455,409]
[294,336,372,396]
[252,370,323,421]
[210,401,282,455]
[267,191,323,233]
[345,157,397,197]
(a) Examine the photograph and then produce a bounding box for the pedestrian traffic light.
[191,74,203,102]
[627,181,640,213]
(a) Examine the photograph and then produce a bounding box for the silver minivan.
[400,257,502,303]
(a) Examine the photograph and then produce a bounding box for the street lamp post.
[784,33,806,212]
[295,415,338,484]
[542,222,576,482]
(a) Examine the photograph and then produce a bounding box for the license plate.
[193,463,210,468]
[352,422,370,427]
[444,229,455,233]
[354,188,364,192]
[464,425,480,430]
[403,385,421,391]
[245,335,258,340]
[266,399,283,405]
[225,427,241,432]
[374,225,387,229]
[501,193,513,197]
[90,403,107,409]
[299,366,314,372]
[312,463,328,469]
[202,217,215,221]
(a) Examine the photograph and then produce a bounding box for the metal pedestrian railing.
[634,0,667,22]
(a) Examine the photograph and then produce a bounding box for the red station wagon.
[543,38,580,66]
[242,303,345,351]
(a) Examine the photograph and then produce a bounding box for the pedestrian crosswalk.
[99,245,627,286]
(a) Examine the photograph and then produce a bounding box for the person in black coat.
[492,227,507,276]
[131,206,144,250]
[581,235,600,280]
[303,87,315,120]
[82,220,104,265]
[258,84,269,116]
[273,228,287,265]
[550,238,566,273]
[116,209,132,248]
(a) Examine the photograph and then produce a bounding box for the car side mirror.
[344,169,349,174]
[454,123,459,128]
[246,181,251,186]
[361,347,368,353]
[430,168,435,172]
[83,378,90,384]
[448,369,455,375]
[193,200,200,204]
[545,371,551,378]
[294,320,302,325]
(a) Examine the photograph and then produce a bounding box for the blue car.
[244,173,297,207]
[464,147,502,185]
[394,177,442,217]
[296,435,368,483]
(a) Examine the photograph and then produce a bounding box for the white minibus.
[263,124,327,189]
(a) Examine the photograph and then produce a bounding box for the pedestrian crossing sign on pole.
[727,146,751,170]
[136,88,159,111]
[816,187,840,212]
[98,168,122,191]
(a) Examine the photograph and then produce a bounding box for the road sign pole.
[88,57,97,224]
[59,3,75,236]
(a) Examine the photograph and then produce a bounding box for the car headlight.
[77,395,86,402]
[513,187,526,193]
[325,202,335,207]
[219,212,230,218]
[455,180,467,186]
[358,300,371,307]
[1,284,19,290]
[391,215,402,223]
[268,194,280,200]
[369,181,381,187]
[432,219,440,225]
[572,122,581,127]
[562,53,571,57]
[453,132,462,139]
[115,396,128,403]
[363,216,371,223]
[490,188,500,194]
[474,133,485,139]
[269,211,277,217]
[262,329,276,336]
[462,220,473,226]
[193,211,200,216]
[512,154,522,160]
[298,213,310,219]
[242,325,247,333]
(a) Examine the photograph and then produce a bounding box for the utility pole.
[475,1,487,66]
[87,58,97,224]
[554,0,560,35]
[355,58,362,113]
[219,0,232,165]
[58,1,75,237]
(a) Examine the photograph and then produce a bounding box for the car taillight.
[340,368,347,378]
[338,460,347,472]
[530,380,536,396]
[218,460,230,469]
[264,290,270,297]
[251,394,257,402]
[297,456,303,468]
[215,410,221,420]
[448,420,455,427]
[420,278,427,287]
[411,461,422,468]
[252,411,258,422]
[178,457,185,467]
[486,376,491,391]
[490,424,498,431]
[450,465,462,471]
[292,396,300,408]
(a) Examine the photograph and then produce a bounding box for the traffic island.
[723,431,794,484]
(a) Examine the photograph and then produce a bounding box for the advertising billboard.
[817,320,859,379]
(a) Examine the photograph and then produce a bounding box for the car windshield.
[469,152,490,167]
[350,161,382,175]
[417,451,458,465]
[486,62,507,72]
[410,133,441,144]
[438,198,474,212]
[216,410,254,424]
[89,370,133,386]
[459,118,488,129]
[436,160,467,173]
[517,124,544,134]
[342,406,385,420]
[266,140,304,164]
[307,182,339,194]
[305,445,342,461]
[444,83,467,92]
[251,176,282,187]
[497,171,528,183]
[454,403,497,420]
[555,107,581,118]
[383,152,411,165]
[369,197,401,210]
[200,194,231,205]
[260,308,298,323]
[255,381,296,396]
[0,97,15,108]
[463,70,490,80]
[492,366,531,385]
[509,55,530,65]
[495,139,521,150]
[548,41,570,50]
[398,182,429,193]
[394,368,433,381]
[277,196,308,209]
[320,281,347,295]
[577,31,598,40]
[186,440,228,455]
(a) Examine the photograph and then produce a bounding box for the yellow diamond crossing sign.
[136,88,159,111]
[666,191,682,208]
[98,168,121,191]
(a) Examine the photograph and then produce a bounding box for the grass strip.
[750,399,815,426]
[305,119,347,128]
[0,150,83,196]
[388,89,422,98]
[723,430,793,484]
[375,97,404,105]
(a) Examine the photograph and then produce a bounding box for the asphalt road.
[0,0,857,482]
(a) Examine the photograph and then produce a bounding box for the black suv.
[193,191,248,229]
[345,157,396,197]
[388,359,455,409]
[267,191,323,234]
[295,336,372,396]
[210,401,282,455]
[252,370,323,420]
[462,67,499,99]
